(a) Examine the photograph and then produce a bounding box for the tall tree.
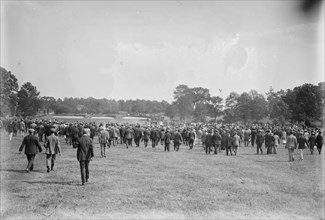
[207,96,223,121]
[17,82,41,117]
[267,87,291,125]
[223,92,239,123]
[0,67,19,116]
[283,83,323,123]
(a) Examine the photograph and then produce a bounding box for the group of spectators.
[1,117,323,185]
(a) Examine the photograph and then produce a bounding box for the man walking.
[19,129,43,172]
[44,128,61,172]
[173,129,183,151]
[99,126,109,157]
[74,130,94,185]
[164,128,171,152]
[316,130,323,154]
[286,131,297,162]
[256,129,264,154]
[205,130,213,154]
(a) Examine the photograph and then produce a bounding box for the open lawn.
[1,132,324,219]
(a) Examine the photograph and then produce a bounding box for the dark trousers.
[174,142,180,151]
[46,154,56,170]
[206,144,211,154]
[144,139,148,147]
[152,139,157,148]
[266,144,272,154]
[317,144,322,154]
[164,143,170,152]
[251,136,255,147]
[257,143,263,154]
[213,144,220,154]
[226,147,233,155]
[189,139,194,149]
[134,138,141,147]
[79,160,89,184]
[26,154,35,171]
[126,138,132,148]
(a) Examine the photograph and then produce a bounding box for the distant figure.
[99,127,109,157]
[19,129,42,173]
[256,130,265,154]
[225,132,233,156]
[316,131,323,154]
[143,127,151,148]
[205,130,213,154]
[74,130,94,185]
[297,131,309,160]
[188,129,196,150]
[243,128,251,147]
[273,132,280,154]
[164,129,171,152]
[286,131,298,162]
[173,129,183,152]
[308,131,317,154]
[232,132,241,156]
[44,128,61,172]
[212,130,222,154]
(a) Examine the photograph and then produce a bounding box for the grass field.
[1,132,324,219]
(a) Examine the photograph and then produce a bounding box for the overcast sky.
[1,1,324,102]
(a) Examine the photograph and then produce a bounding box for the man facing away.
[286,131,297,162]
[19,129,42,173]
[99,126,109,157]
[74,129,94,185]
[45,128,61,172]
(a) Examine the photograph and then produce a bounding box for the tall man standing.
[256,130,264,154]
[286,131,298,162]
[19,129,42,172]
[74,130,94,185]
[45,128,61,172]
[99,127,109,157]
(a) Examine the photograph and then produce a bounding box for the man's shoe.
[82,182,85,185]
[47,167,50,173]
[26,169,29,173]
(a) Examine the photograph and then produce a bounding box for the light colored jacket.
[285,134,297,149]
[45,134,61,155]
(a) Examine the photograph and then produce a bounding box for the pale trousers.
[288,148,295,162]
[299,149,304,160]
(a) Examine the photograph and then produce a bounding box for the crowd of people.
[1,118,323,185]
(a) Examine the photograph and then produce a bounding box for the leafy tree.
[17,82,40,117]
[267,87,291,124]
[248,90,268,121]
[223,92,239,123]
[165,102,178,119]
[173,85,194,119]
[0,67,19,116]
[207,96,223,121]
[283,83,322,123]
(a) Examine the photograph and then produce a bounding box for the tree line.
[1,66,324,125]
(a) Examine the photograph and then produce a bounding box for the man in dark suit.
[205,130,213,154]
[19,129,42,173]
[74,129,94,185]
[164,128,171,152]
[133,125,143,147]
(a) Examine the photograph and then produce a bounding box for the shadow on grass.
[0,169,27,173]
[22,180,79,186]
